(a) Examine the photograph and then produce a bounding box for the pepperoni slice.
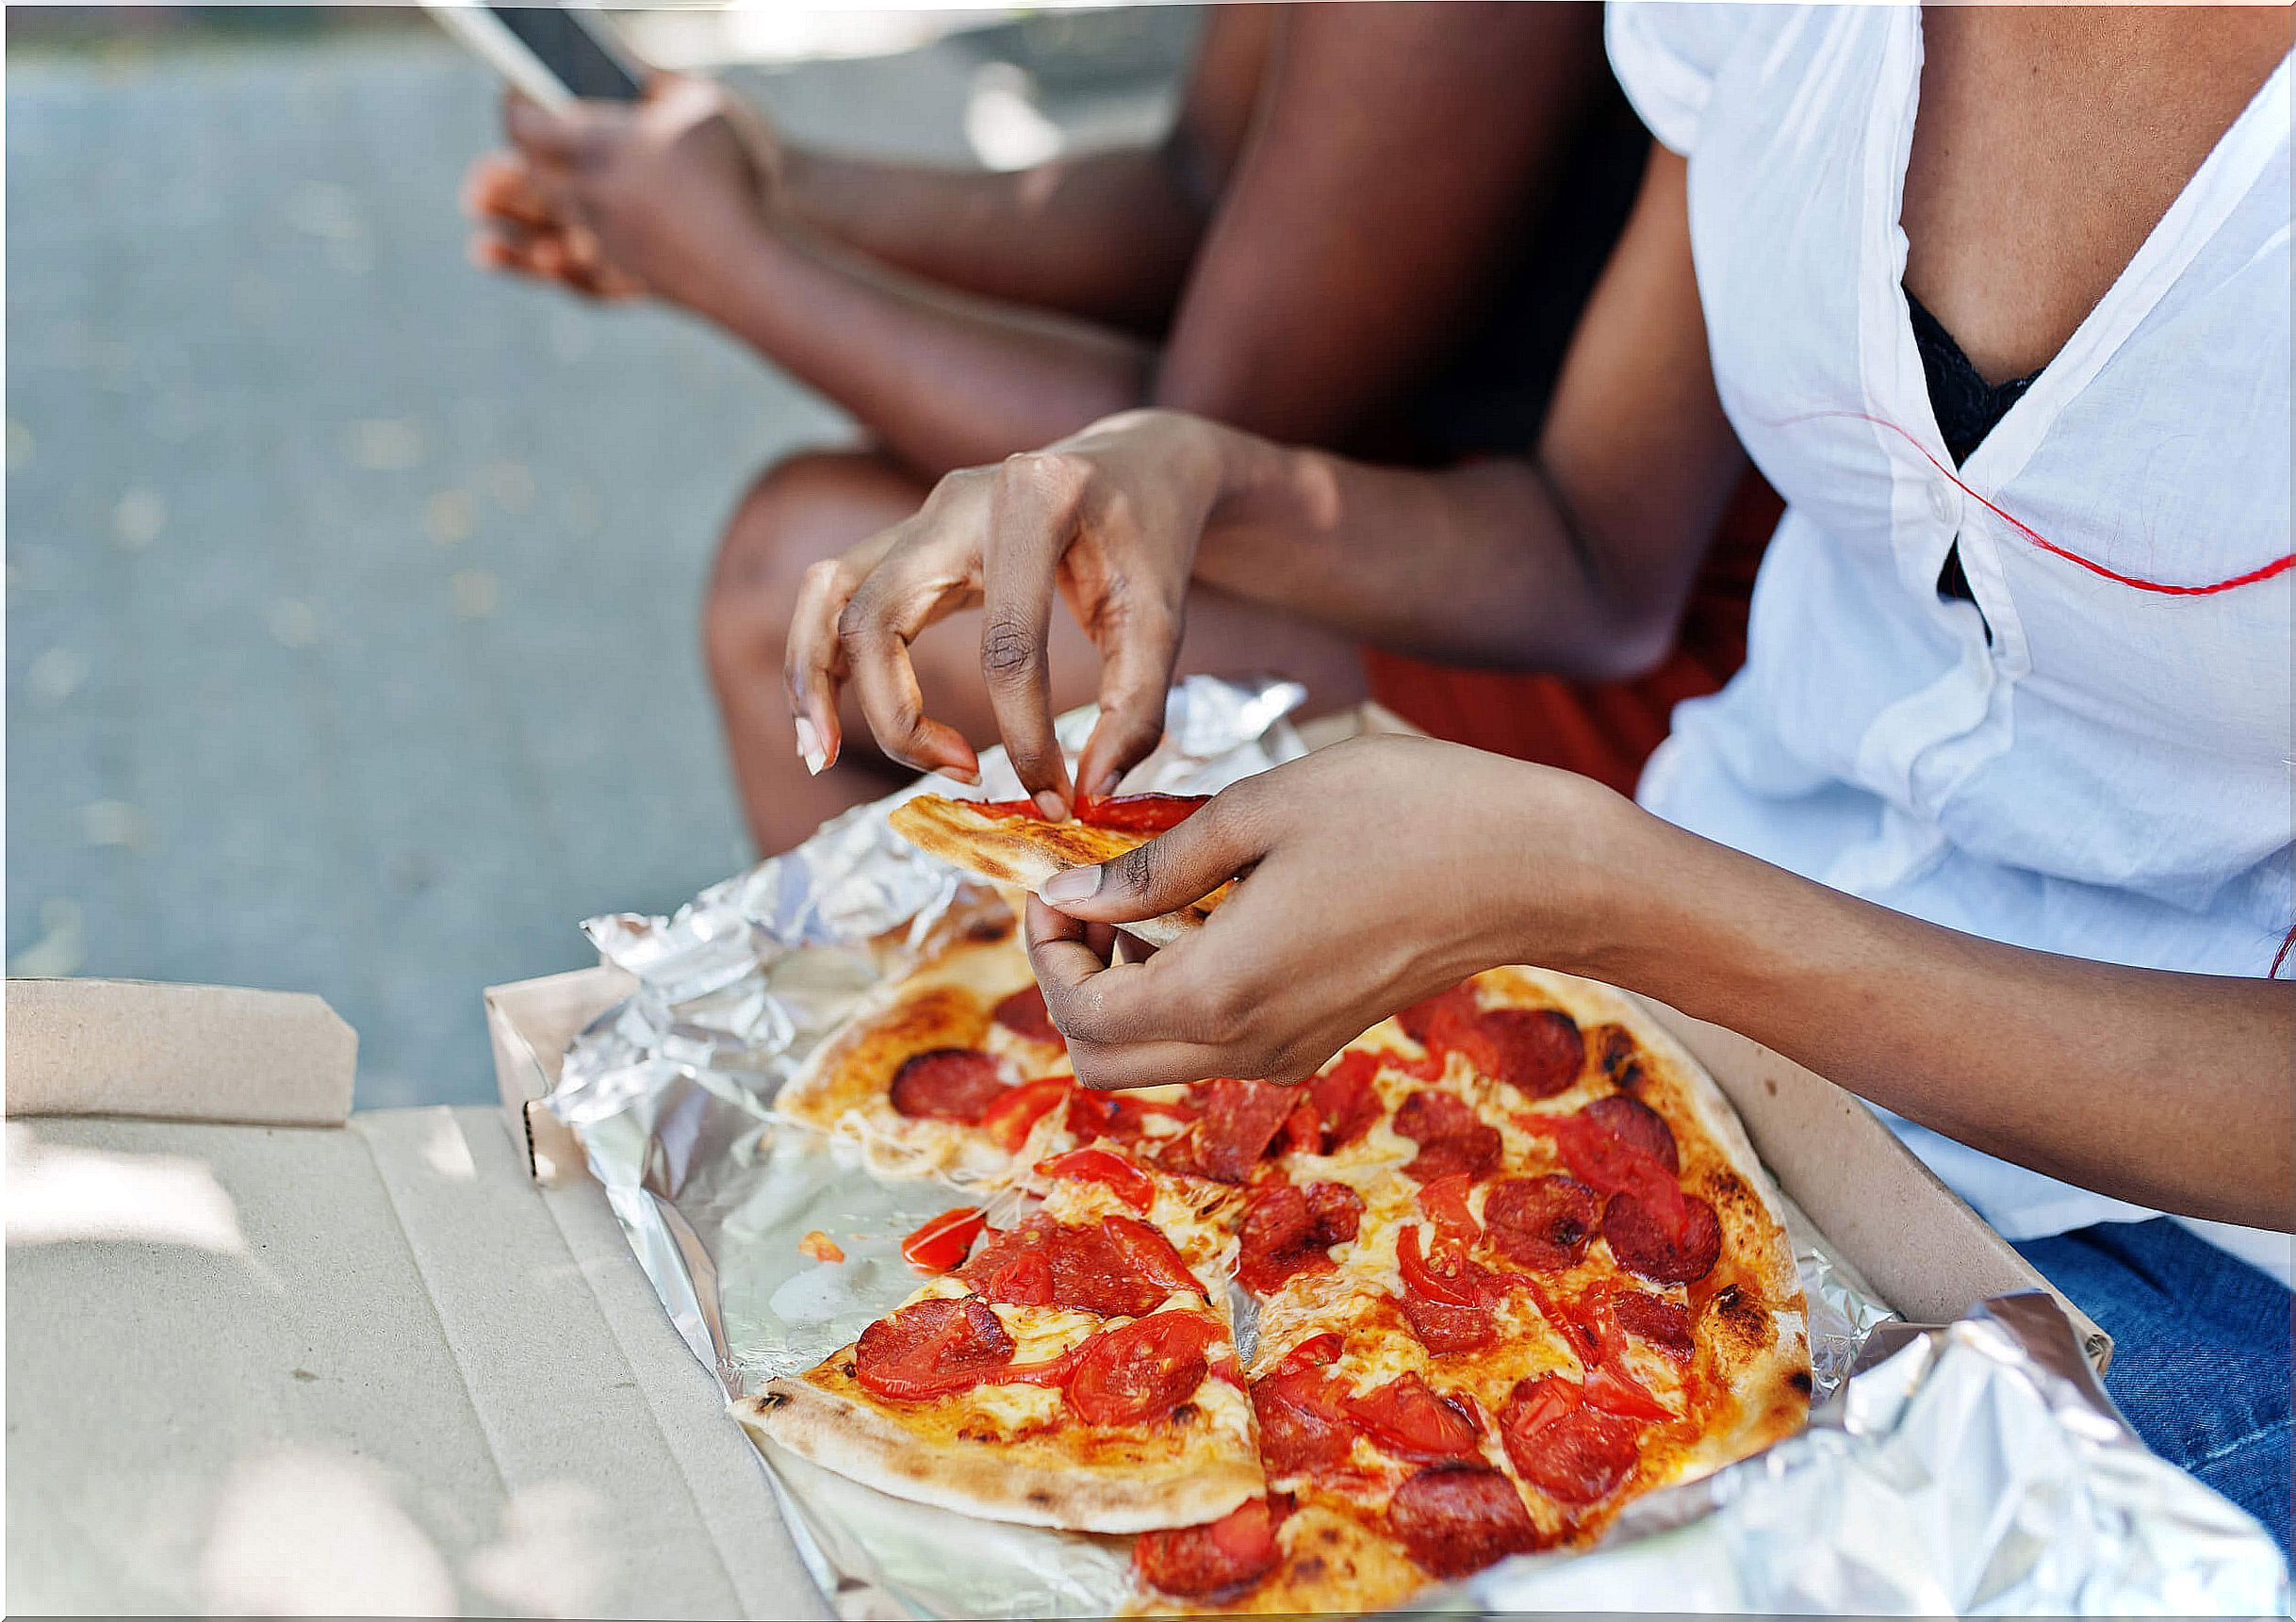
[1385,1465,1539,1579]
[1132,1495,1286,1599]
[1392,1090,1502,1184]
[1603,1190,1723,1285]
[977,1076,1071,1151]
[899,1205,988,1272]
[888,1048,1008,1122]
[1399,1290,1497,1356]
[1036,1145,1157,1211]
[959,1219,1057,1305]
[1066,1088,1196,1145]
[1103,1214,1204,1301]
[1066,1312,1220,1427]
[1162,1078,1301,1183]
[1474,1008,1585,1099]
[1305,1052,1386,1152]
[1395,984,1480,1050]
[1237,1179,1364,1296]
[1074,792,1209,833]
[1500,1376,1644,1505]
[1610,1289,1695,1360]
[960,1215,1171,1318]
[992,983,1063,1046]
[1396,1224,1493,1307]
[1483,1174,1601,1271]
[1305,1181,1364,1242]
[1416,1172,1482,1245]
[854,1297,1015,1401]
[1252,1368,1357,1475]
[1583,1094,1679,1172]
[1344,1371,1483,1462]
[1521,1108,1681,1208]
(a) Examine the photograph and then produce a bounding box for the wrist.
[1496,769,1686,986]
[1196,429,1314,585]
[691,208,808,329]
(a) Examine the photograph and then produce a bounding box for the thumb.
[1035,789,1269,924]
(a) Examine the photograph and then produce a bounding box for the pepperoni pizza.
[747,804,1808,1610]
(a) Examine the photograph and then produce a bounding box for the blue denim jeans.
[2015,1219,2291,1553]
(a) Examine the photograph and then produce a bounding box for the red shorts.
[1365,473,1779,796]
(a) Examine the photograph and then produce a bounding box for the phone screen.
[486,6,644,103]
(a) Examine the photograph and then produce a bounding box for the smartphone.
[425,3,645,110]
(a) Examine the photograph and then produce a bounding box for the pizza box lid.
[5,975,827,1619]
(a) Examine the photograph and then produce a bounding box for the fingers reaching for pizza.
[784,410,1227,809]
[1024,736,1648,1090]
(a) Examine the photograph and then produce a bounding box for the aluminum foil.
[1462,1291,2291,1614]
[547,672,2280,1616]
[552,675,1314,1396]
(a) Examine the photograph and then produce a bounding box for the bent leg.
[705,448,1369,856]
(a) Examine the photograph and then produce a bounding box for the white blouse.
[1608,5,2294,1279]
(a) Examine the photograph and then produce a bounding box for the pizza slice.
[888,793,1225,948]
[738,1144,1264,1534]
[776,907,1075,1179]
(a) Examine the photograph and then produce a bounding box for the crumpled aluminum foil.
[1462,1291,2291,1614]
[548,673,2284,1616]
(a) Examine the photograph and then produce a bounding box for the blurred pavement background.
[7,6,1197,1106]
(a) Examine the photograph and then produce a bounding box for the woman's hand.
[465,74,782,316]
[783,409,1233,806]
[1021,735,1649,1090]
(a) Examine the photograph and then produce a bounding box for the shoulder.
[1604,2,1792,155]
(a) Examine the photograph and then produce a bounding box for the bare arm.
[1602,815,2295,1230]
[1018,739,2294,1234]
[790,144,1747,796]
[776,5,1274,329]
[1189,145,1747,679]
[484,6,1622,477]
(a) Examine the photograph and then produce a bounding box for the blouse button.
[1927,481,1960,526]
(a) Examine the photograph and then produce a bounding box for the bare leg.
[703,446,1368,855]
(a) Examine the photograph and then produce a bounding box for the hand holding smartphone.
[425,3,645,109]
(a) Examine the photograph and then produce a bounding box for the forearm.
[782,146,1205,331]
[704,219,1155,476]
[1566,806,2296,1232]
[1190,429,1680,681]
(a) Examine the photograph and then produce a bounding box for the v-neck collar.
[1879,11,2294,491]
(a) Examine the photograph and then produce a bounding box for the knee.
[701,450,892,689]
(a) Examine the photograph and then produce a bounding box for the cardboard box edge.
[5,977,355,1126]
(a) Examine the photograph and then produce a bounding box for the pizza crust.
[739,1373,1260,1536]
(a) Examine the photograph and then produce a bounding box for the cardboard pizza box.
[484,701,2110,1365]
[4,977,828,1620]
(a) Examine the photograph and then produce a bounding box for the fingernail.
[943,763,981,787]
[1033,790,1067,822]
[1040,866,1102,905]
[795,716,828,776]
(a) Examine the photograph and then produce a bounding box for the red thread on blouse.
[2271,925,2295,980]
[1768,411,2296,597]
